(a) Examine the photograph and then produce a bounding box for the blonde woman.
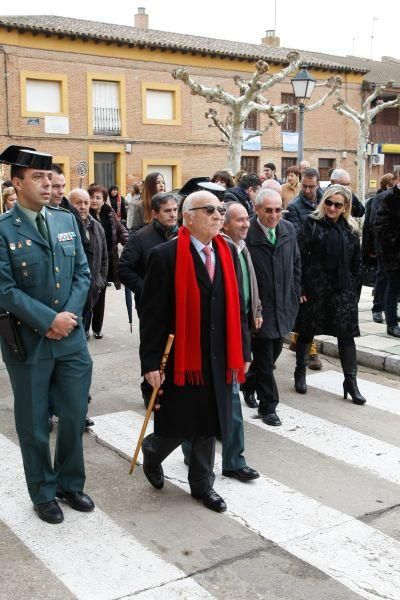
[294,184,366,405]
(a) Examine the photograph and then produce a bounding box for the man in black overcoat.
[139,191,251,513]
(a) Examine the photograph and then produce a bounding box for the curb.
[283,335,400,376]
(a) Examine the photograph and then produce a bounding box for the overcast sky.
[1,0,399,62]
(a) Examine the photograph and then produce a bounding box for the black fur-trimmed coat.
[374,185,400,272]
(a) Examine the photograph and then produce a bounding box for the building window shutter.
[146,90,174,120]
[26,79,61,113]
[92,81,121,135]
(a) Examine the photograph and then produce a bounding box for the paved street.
[1,286,400,600]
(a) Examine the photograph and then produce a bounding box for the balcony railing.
[93,107,121,135]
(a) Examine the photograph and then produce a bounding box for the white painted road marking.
[0,434,214,600]
[91,410,400,600]
[307,370,400,416]
[241,402,400,486]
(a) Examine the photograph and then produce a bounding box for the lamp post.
[291,65,316,164]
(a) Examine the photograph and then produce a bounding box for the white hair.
[255,188,282,207]
[68,188,90,201]
[330,168,350,182]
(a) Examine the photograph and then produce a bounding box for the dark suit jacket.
[139,236,251,440]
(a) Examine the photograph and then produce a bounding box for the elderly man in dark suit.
[139,190,251,513]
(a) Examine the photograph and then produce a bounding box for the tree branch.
[172,67,235,107]
[369,96,400,120]
[205,108,231,141]
[257,51,302,94]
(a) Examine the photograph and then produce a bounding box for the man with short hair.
[182,201,261,481]
[49,165,66,208]
[0,145,94,524]
[330,168,365,218]
[139,191,251,512]
[263,162,283,183]
[285,167,323,370]
[223,174,261,216]
[246,189,301,426]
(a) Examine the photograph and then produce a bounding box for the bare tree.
[333,82,400,200]
[173,53,340,174]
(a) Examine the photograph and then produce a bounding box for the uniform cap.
[178,177,226,198]
[0,145,52,170]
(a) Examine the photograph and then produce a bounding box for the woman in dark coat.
[88,184,128,338]
[294,184,366,405]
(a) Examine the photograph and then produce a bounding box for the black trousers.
[142,433,215,496]
[91,287,106,333]
[252,336,283,416]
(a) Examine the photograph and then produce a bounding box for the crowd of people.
[0,144,398,522]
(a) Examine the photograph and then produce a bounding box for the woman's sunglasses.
[325,199,344,209]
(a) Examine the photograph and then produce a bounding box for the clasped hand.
[46,312,78,340]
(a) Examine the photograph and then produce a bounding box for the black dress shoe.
[243,390,258,408]
[56,490,95,512]
[85,417,94,429]
[372,311,384,324]
[192,489,227,512]
[222,466,260,481]
[143,459,164,489]
[88,394,92,404]
[34,500,64,524]
[261,413,282,426]
[48,417,53,433]
[93,331,103,339]
[387,325,400,338]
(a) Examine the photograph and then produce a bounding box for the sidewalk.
[313,286,400,375]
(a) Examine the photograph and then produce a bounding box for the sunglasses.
[325,199,344,209]
[263,207,284,214]
[188,205,227,216]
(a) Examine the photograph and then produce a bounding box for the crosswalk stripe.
[307,370,400,416]
[91,410,400,600]
[0,433,214,600]
[241,402,400,486]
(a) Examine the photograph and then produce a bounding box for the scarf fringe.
[174,370,204,387]
[227,368,246,384]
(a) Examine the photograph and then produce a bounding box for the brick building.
[0,11,398,194]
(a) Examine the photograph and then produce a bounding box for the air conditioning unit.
[371,153,385,166]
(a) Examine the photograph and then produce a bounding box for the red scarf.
[174,226,245,386]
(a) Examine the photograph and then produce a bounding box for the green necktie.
[36,213,50,244]
[267,227,276,245]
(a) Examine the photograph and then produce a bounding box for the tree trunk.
[356,124,368,202]
[227,113,245,174]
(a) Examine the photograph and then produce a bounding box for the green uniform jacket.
[0,203,90,364]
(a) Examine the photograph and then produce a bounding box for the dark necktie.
[36,213,50,244]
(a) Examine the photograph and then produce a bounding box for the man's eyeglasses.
[262,207,284,214]
[325,199,344,209]
[302,184,317,190]
[188,205,227,216]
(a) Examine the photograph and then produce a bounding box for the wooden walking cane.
[129,334,174,475]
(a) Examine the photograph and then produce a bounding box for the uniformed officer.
[0,145,94,524]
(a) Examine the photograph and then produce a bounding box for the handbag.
[0,311,27,361]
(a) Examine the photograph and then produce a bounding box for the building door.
[94,152,117,188]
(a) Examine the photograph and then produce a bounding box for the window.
[142,83,181,125]
[20,72,68,117]
[142,159,182,191]
[281,93,297,132]
[88,145,126,195]
[245,110,258,131]
[87,74,126,136]
[281,157,297,180]
[318,158,336,181]
[92,81,121,135]
[241,156,259,174]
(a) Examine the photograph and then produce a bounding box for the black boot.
[294,342,311,394]
[338,342,366,405]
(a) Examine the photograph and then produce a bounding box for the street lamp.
[291,65,316,164]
